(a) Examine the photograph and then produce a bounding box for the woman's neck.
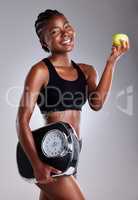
[48,53,72,67]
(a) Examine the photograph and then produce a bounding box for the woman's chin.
[53,47,74,54]
[62,45,74,52]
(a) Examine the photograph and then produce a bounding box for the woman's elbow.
[88,101,103,111]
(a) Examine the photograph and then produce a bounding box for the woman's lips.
[61,38,73,46]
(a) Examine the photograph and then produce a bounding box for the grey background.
[0,0,137,199]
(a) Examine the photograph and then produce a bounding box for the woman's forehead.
[47,15,69,29]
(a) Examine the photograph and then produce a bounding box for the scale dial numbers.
[41,130,68,157]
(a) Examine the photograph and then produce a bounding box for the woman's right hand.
[33,161,62,184]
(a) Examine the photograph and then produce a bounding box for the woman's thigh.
[36,175,85,200]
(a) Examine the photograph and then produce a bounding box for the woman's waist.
[43,110,81,138]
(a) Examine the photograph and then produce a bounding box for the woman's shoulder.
[77,63,97,81]
[30,59,48,72]
[25,59,49,86]
[27,59,49,78]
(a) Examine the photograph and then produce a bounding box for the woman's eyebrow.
[61,20,70,26]
[48,26,60,34]
[64,20,69,24]
[50,20,70,30]
[50,26,59,30]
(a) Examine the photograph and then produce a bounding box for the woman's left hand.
[109,40,130,63]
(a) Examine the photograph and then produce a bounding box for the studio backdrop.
[0,0,137,199]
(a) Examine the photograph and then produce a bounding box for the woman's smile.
[61,37,73,46]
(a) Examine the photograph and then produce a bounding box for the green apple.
[112,33,129,46]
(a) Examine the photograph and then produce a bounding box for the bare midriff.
[43,110,81,139]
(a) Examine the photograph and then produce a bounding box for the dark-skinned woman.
[16,9,129,200]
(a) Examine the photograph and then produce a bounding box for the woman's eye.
[51,31,57,35]
[65,24,72,29]
[50,29,60,35]
[51,31,55,34]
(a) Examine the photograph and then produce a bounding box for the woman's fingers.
[112,39,129,52]
[51,166,62,174]
[111,46,116,53]
[120,40,126,49]
[37,175,54,184]
[120,39,130,52]
[111,39,130,60]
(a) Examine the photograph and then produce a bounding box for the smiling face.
[40,15,76,54]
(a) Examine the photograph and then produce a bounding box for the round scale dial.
[41,129,67,157]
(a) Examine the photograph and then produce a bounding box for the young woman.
[16,9,129,200]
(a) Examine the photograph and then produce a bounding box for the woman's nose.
[62,29,70,37]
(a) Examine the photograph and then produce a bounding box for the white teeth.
[61,39,71,44]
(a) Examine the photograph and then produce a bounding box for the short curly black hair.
[35,9,64,52]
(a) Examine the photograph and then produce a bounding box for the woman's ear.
[39,38,48,48]
[39,38,50,52]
